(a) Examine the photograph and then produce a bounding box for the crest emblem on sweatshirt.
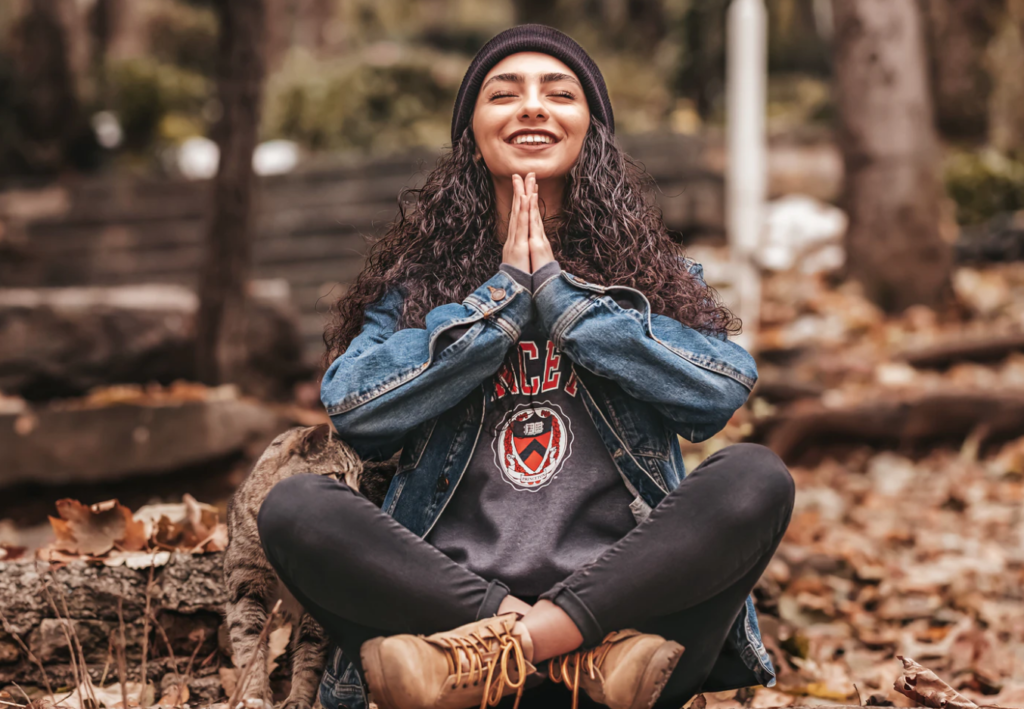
[493,401,574,492]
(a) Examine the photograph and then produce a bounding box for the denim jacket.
[317,258,774,709]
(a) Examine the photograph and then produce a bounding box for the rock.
[0,281,309,402]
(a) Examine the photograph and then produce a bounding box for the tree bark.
[0,554,227,693]
[831,0,953,312]
[9,0,83,174]
[196,0,268,388]
[987,0,1024,154]
[919,0,1001,140]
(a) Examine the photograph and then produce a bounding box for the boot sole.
[631,641,686,709]
[360,637,399,709]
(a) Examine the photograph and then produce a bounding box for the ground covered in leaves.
[685,260,1024,708]
[3,261,1024,708]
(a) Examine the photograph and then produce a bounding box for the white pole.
[726,0,767,352]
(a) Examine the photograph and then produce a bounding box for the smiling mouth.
[507,140,559,152]
[506,133,560,147]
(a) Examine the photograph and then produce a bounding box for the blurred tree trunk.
[919,0,1001,140]
[88,0,123,105]
[831,0,953,312]
[678,0,727,119]
[196,0,267,387]
[988,0,1024,154]
[9,0,82,173]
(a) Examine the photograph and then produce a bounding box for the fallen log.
[0,281,308,402]
[0,386,285,488]
[0,554,227,700]
[756,390,1024,462]
[897,331,1024,369]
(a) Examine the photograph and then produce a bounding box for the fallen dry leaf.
[50,499,146,556]
[0,544,26,561]
[894,655,979,708]
[37,495,227,564]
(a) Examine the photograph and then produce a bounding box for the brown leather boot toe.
[549,630,684,709]
[361,613,537,709]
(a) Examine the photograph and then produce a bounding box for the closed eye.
[489,91,577,100]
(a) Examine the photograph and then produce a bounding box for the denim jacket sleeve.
[320,269,533,459]
[532,258,757,443]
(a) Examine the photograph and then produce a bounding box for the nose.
[519,83,548,122]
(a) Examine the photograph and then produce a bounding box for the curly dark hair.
[320,119,740,378]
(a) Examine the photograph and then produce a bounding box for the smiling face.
[471,52,591,183]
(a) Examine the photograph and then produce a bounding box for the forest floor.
[685,256,1024,708]
[3,258,1024,708]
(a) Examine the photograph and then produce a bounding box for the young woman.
[258,23,795,709]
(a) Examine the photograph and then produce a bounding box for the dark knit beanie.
[451,24,615,146]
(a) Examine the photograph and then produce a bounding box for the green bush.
[147,2,218,76]
[106,57,210,150]
[944,149,1024,225]
[263,49,457,153]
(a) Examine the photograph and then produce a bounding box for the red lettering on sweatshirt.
[541,341,561,392]
[519,342,540,394]
[493,340,578,401]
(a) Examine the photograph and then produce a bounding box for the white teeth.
[512,134,554,144]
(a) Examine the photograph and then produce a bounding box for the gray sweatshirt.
[426,261,637,596]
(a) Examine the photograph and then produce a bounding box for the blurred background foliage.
[0,0,1023,225]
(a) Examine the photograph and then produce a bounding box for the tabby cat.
[224,423,397,708]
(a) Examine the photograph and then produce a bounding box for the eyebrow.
[481,72,583,91]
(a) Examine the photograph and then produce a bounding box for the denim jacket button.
[436,475,450,492]
[487,286,506,301]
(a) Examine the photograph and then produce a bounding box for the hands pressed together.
[502,172,555,274]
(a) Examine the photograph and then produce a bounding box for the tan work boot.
[548,630,685,709]
[360,612,538,709]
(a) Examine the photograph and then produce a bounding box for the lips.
[509,139,557,150]
[505,129,560,145]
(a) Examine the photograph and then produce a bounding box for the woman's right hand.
[502,173,533,273]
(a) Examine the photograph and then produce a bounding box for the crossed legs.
[258,443,794,705]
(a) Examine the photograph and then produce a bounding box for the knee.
[718,443,795,525]
[257,473,336,560]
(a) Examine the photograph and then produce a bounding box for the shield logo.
[493,402,574,492]
[512,413,552,472]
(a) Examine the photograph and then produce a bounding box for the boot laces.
[433,620,529,709]
[548,635,617,709]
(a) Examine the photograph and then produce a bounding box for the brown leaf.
[894,655,979,709]
[52,499,131,556]
[183,493,218,541]
[0,543,26,561]
[197,523,229,553]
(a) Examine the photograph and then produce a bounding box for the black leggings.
[258,442,795,708]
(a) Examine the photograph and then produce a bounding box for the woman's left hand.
[526,172,555,272]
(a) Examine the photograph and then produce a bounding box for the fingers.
[507,174,523,243]
[503,174,531,272]
[516,175,531,256]
[525,176,554,269]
